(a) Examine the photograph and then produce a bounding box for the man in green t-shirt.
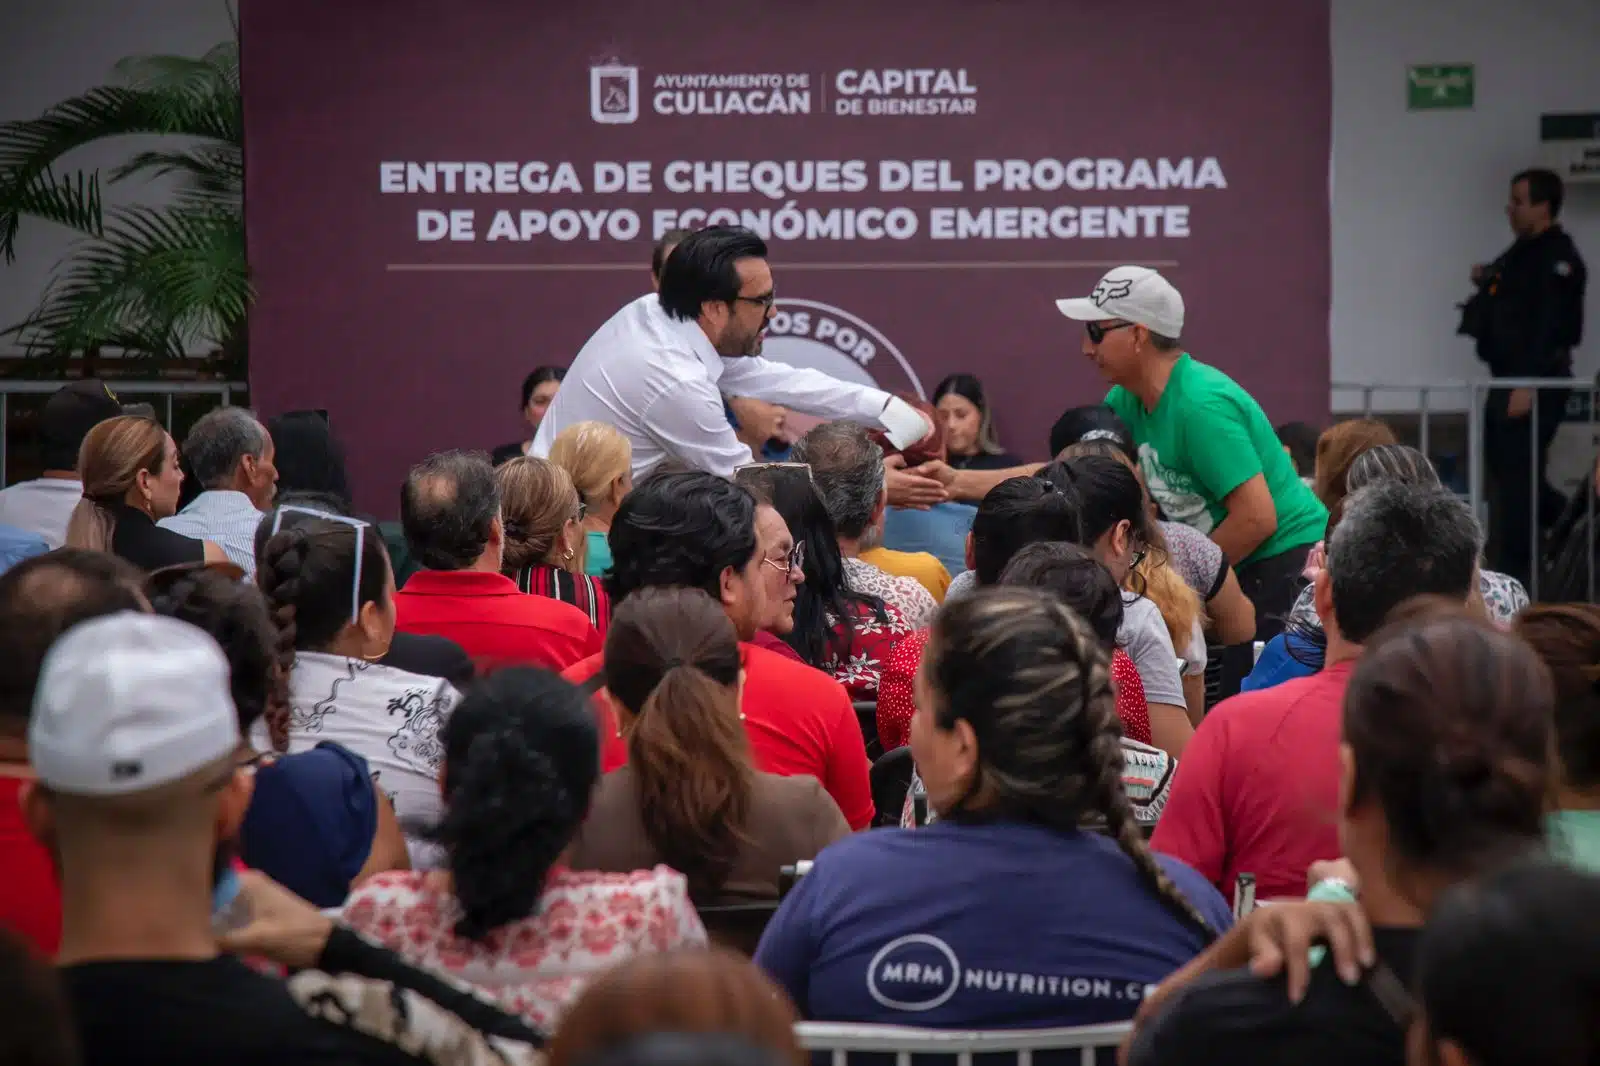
[1056,266,1327,639]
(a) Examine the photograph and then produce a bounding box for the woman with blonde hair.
[65,415,224,569]
[497,456,610,634]
[548,421,632,578]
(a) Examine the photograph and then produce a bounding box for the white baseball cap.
[1056,266,1185,338]
[30,612,241,796]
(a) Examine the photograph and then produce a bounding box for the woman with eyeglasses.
[756,587,1230,1032]
[496,456,611,635]
[568,588,848,948]
[733,464,913,703]
[255,509,461,869]
[145,563,411,906]
[548,421,633,578]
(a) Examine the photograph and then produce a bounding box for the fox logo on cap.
[1092,278,1134,307]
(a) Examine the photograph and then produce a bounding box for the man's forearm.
[1210,513,1272,566]
[948,463,1044,502]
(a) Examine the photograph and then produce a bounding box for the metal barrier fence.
[0,381,245,491]
[1332,377,1599,603]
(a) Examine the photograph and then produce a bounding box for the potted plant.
[0,38,247,377]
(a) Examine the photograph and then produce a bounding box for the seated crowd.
[0,323,1596,1065]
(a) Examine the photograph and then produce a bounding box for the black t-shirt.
[1127,927,1418,1066]
[59,927,543,1065]
[949,450,1024,471]
[110,504,204,572]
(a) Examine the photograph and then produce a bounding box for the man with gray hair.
[158,406,277,575]
[1151,481,1483,901]
[791,421,937,627]
[393,450,601,671]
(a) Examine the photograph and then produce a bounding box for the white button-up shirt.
[158,490,265,576]
[532,294,897,479]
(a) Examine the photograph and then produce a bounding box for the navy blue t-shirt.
[755,821,1231,1029]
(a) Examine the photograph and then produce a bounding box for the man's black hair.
[1514,168,1565,220]
[656,226,768,322]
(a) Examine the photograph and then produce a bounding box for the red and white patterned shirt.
[822,599,914,703]
[339,866,706,1032]
[877,629,1152,750]
[843,557,938,628]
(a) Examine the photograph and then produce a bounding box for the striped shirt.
[515,564,611,636]
[158,490,265,576]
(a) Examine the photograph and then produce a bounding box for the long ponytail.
[605,587,753,900]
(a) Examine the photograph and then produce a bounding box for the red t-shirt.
[1150,660,1355,901]
[876,630,1153,751]
[0,774,59,957]
[563,643,874,830]
[395,569,602,674]
[749,629,805,664]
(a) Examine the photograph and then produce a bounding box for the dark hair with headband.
[969,476,1084,585]
[255,507,390,665]
[602,587,752,899]
[432,667,599,941]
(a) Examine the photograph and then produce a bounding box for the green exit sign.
[1408,64,1474,110]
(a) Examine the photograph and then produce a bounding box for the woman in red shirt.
[497,457,611,635]
[734,465,912,703]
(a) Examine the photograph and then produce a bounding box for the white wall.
[1331,0,1600,410]
[3,2,1598,385]
[0,0,234,349]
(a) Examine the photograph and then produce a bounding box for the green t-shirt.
[1105,354,1327,566]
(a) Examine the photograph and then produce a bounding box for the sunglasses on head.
[1086,320,1136,345]
[269,505,372,625]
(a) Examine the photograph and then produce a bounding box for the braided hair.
[927,587,1216,941]
[429,667,600,941]
[255,514,391,676]
[145,566,291,749]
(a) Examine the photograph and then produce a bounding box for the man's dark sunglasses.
[1086,320,1135,345]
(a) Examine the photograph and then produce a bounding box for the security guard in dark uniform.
[1465,168,1587,587]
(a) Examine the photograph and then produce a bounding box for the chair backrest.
[778,860,813,898]
[795,1021,1133,1066]
[696,900,782,957]
[870,746,915,827]
[854,699,883,760]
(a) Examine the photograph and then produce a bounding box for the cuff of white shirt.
[879,396,933,451]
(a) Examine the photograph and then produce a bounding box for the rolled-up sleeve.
[718,356,893,424]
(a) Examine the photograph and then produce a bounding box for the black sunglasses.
[1086,321,1136,345]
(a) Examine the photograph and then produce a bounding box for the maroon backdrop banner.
[241,0,1331,513]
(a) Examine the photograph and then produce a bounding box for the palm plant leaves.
[0,36,247,358]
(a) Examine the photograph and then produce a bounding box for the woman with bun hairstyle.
[340,667,706,1032]
[567,588,848,936]
[255,509,460,867]
[1129,605,1554,1065]
[497,455,611,633]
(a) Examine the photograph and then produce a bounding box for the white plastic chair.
[794,1021,1133,1066]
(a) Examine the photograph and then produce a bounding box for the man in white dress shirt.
[158,407,278,575]
[532,226,934,480]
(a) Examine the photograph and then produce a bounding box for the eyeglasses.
[734,460,813,483]
[1086,321,1136,345]
[732,290,776,310]
[762,540,806,575]
[269,505,371,625]
[573,499,588,523]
